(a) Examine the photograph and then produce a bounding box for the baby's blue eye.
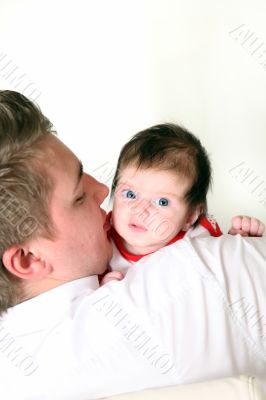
[154,197,169,206]
[122,189,137,200]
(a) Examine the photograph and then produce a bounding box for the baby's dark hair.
[111,123,212,213]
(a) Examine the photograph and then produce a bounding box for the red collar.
[108,211,222,262]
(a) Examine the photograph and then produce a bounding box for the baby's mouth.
[128,223,147,232]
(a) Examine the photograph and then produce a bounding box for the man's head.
[0,91,112,314]
[0,90,55,312]
[111,124,212,254]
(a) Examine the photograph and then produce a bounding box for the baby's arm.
[228,216,265,237]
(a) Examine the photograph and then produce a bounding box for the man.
[0,91,265,399]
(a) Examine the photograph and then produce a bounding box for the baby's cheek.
[150,218,174,240]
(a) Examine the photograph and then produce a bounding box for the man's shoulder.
[189,233,266,261]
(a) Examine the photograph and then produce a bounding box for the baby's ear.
[182,205,202,231]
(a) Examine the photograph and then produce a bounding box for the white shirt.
[0,234,265,399]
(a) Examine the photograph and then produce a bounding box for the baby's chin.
[117,224,176,254]
[123,237,168,256]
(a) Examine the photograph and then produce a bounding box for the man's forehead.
[40,135,78,167]
[40,135,80,184]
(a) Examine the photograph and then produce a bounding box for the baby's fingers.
[100,271,124,286]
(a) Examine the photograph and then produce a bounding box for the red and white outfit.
[109,212,223,273]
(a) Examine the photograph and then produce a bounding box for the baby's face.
[112,165,195,255]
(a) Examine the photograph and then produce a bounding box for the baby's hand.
[100,271,124,286]
[228,216,265,237]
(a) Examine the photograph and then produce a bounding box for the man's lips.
[103,212,111,231]
[128,223,147,232]
[103,219,111,231]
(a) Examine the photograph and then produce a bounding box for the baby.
[101,123,264,283]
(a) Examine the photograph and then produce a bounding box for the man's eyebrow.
[73,160,84,194]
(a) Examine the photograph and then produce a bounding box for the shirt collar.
[2,276,99,333]
[108,211,223,262]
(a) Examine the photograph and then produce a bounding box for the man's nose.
[95,180,109,204]
[84,173,110,204]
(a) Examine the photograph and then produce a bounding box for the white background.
[0,0,266,232]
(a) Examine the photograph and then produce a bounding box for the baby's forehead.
[119,164,189,180]
[117,165,192,194]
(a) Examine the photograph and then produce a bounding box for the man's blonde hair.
[0,90,56,314]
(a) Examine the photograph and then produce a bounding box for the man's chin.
[97,262,112,282]
[107,240,113,260]
[100,248,113,275]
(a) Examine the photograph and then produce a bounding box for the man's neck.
[21,277,72,302]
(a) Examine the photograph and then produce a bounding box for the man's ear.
[182,205,203,231]
[2,245,50,280]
